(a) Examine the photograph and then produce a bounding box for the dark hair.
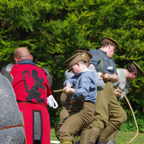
[126,65,138,75]
[99,41,114,48]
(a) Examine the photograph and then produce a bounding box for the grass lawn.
[51,129,59,142]
[115,131,144,144]
[51,129,144,144]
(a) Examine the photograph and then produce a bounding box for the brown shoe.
[105,140,116,144]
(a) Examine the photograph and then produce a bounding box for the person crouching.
[58,53,97,144]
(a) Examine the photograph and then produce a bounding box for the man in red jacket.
[10,47,52,144]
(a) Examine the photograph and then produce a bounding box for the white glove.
[47,95,58,109]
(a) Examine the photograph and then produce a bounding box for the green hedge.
[1,0,144,126]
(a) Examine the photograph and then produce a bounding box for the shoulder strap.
[97,50,104,73]
[100,56,104,73]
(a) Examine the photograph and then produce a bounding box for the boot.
[106,140,116,144]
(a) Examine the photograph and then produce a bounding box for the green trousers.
[88,81,127,143]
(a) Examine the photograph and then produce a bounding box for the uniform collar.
[98,49,110,60]
[18,59,37,66]
[98,49,107,55]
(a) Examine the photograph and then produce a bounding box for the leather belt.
[66,98,84,103]
[0,124,23,130]
[17,101,46,107]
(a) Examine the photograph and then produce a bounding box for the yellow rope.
[53,89,64,93]
[114,89,139,144]
[54,87,139,143]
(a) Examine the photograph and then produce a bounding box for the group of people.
[55,37,144,144]
[0,37,143,144]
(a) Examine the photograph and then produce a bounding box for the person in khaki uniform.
[86,37,127,144]
[58,53,97,144]
[104,61,144,144]
[55,50,105,144]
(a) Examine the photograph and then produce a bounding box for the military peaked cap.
[101,37,118,48]
[132,61,144,75]
[63,53,84,71]
[75,50,92,62]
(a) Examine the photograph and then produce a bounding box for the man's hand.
[63,87,75,94]
[114,90,122,99]
[103,73,118,83]
[103,73,110,81]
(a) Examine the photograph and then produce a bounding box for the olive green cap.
[132,61,144,75]
[63,53,84,71]
[101,37,118,48]
[74,50,93,62]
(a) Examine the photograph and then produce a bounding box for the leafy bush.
[48,106,61,128]
[120,113,144,132]
[1,0,144,126]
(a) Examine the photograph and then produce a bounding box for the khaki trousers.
[55,106,70,139]
[55,93,75,139]
[55,93,85,140]
[58,100,95,143]
[89,81,127,142]
[106,103,126,142]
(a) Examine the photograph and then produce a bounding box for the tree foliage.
[1,0,144,125]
